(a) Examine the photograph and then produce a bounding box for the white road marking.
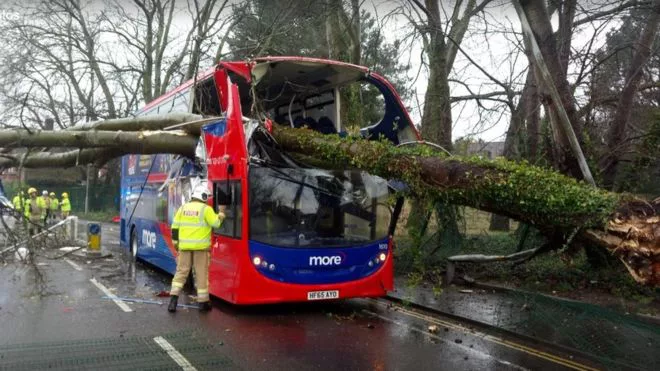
[89,277,132,312]
[153,336,198,371]
[364,310,529,371]
[64,258,82,271]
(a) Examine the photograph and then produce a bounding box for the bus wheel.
[130,228,138,261]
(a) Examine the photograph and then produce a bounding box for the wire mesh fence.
[4,183,119,213]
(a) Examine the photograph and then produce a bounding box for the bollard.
[65,216,78,241]
[87,222,102,255]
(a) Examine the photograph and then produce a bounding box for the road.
[0,220,598,370]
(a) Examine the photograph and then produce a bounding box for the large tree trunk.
[0,118,657,285]
[518,0,592,182]
[273,126,660,286]
[421,0,452,151]
[0,130,196,168]
[490,69,538,231]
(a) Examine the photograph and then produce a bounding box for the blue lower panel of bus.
[124,218,177,275]
[248,239,389,285]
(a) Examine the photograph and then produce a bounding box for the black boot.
[168,295,178,312]
[199,301,212,312]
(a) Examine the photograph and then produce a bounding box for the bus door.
[202,80,248,301]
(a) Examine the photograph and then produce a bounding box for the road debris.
[428,325,439,334]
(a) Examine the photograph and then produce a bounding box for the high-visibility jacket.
[12,195,24,211]
[171,201,223,250]
[41,196,50,217]
[61,198,71,212]
[50,198,59,211]
[25,197,46,220]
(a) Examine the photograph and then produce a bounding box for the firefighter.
[12,190,25,213]
[41,190,51,226]
[168,186,225,312]
[25,188,45,236]
[60,192,71,218]
[49,192,60,222]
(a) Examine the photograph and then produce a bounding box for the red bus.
[120,57,420,304]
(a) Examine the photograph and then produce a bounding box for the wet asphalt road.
[0,221,593,370]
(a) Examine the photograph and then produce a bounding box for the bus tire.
[130,227,138,262]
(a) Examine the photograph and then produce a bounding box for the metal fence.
[5,183,119,213]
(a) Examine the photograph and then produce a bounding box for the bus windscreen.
[249,167,390,248]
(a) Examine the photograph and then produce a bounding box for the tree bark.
[0,129,196,151]
[0,130,196,168]
[420,0,452,151]
[272,126,660,286]
[517,0,593,182]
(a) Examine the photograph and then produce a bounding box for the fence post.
[85,165,90,214]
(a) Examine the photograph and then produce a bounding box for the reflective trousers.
[170,250,210,302]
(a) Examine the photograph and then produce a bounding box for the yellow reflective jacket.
[61,198,71,212]
[41,196,50,217]
[25,197,46,220]
[171,201,223,250]
[50,198,59,211]
[12,195,24,211]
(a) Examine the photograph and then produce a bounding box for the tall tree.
[599,0,660,189]
[404,0,492,150]
[226,0,412,126]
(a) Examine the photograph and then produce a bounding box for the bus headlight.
[261,260,268,268]
[253,256,261,266]
[379,253,387,262]
[269,264,276,271]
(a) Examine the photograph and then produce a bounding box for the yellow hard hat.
[28,187,37,195]
[62,192,69,198]
[50,192,56,197]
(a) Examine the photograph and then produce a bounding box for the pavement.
[0,220,610,370]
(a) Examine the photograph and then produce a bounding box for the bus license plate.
[307,290,339,301]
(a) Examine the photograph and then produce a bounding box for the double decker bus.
[120,57,420,304]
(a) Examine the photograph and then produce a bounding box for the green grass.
[394,228,659,312]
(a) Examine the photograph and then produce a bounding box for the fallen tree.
[0,115,657,285]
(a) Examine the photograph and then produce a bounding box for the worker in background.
[12,190,27,229]
[25,188,45,236]
[12,190,25,213]
[168,186,224,313]
[49,192,60,222]
[41,190,51,226]
[60,192,71,219]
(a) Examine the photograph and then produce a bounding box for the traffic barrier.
[87,222,102,255]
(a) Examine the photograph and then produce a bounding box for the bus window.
[165,89,191,114]
[213,181,242,239]
[156,192,168,223]
[193,78,222,115]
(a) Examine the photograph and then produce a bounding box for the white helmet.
[191,186,209,202]
[42,190,48,196]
